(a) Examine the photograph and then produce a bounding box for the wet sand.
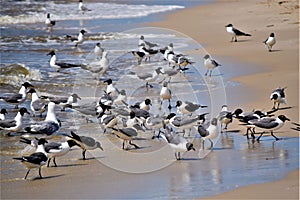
[149,0,299,199]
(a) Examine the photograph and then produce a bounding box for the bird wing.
[56,62,82,69]
[250,118,278,129]
[198,125,209,137]
[24,152,48,164]
[80,136,96,147]
[28,121,60,135]
[184,102,200,112]
[232,27,248,36]
[212,59,221,66]
[45,142,61,152]
[32,100,46,111]
[2,94,23,103]
[0,119,16,128]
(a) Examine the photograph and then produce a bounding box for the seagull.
[247,115,290,141]
[78,0,91,13]
[136,98,152,111]
[131,50,145,65]
[65,29,87,47]
[177,55,194,68]
[111,127,139,150]
[139,44,159,62]
[47,50,83,70]
[99,114,118,133]
[113,90,128,106]
[203,54,221,77]
[160,124,195,160]
[0,107,30,132]
[160,81,172,110]
[45,13,55,29]
[27,88,47,117]
[164,113,207,134]
[0,82,34,108]
[86,51,109,74]
[104,79,118,97]
[270,87,287,110]
[43,93,81,111]
[138,35,158,50]
[20,137,79,167]
[67,131,103,160]
[176,100,207,115]
[234,108,276,139]
[0,108,8,120]
[24,102,60,136]
[225,24,251,42]
[264,33,276,52]
[198,118,219,150]
[217,105,233,131]
[13,138,48,179]
[136,67,164,88]
[94,42,104,60]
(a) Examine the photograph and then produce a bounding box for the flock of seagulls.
[0,0,294,180]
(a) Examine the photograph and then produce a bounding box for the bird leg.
[168,100,172,110]
[82,149,86,160]
[256,132,265,141]
[209,139,213,149]
[271,131,280,141]
[47,158,51,167]
[24,169,30,179]
[245,128,250,139]
[122,140,126,150]
[129,140,140,149]
[39,167,43,179]
[205,69,209,76]
[53,157,57,167]
[250,128,256,139]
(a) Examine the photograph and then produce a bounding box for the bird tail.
[19,137,32,145]
[13,157,24,161]
[244,33,251,36]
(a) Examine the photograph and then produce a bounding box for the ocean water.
[0,0,299,199]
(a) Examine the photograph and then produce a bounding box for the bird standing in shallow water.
[203,54,221,77]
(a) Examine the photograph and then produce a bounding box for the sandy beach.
[150,0,299,199]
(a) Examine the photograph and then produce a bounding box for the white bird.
[47,50,83,70]
[217,105,233,131]
[20,137,79,167]
[99,114,118,133]
[68,131,104,160]
[94,42,104,60]
[198,118,219,150]
[176,100,207,115]
[136,67,164,88]
[203,54,221,77]
[24,102,60,136]
[225,24,251,42]
[104,79,118,97]
[113,90,128,106]
[13,138,48,179]
[87,51,109,74]
[0,107,30,132]
[45,13,55,28]
[160,125,195,160]
[138,35,158,50]
[264,33,276,52]
[0,108,8,120]
[78,0,91,13]
[27,88,47,117]
[160,82,172,110]
[270,87,286,110]
[65,29,87,47]
[247,115,290,141]
[111,127,139,150]
[44,93,81,111]
[0,82,34,108]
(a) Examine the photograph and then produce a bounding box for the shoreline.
[148,0,299,199]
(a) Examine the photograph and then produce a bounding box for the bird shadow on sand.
[269,49,282,52]
[177,157,201,161]
[232,39,252,43]
[49,163,88,168]
[31,174,65,181]
[78,156,106,161]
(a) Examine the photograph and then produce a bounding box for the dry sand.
[149,0,299,199]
